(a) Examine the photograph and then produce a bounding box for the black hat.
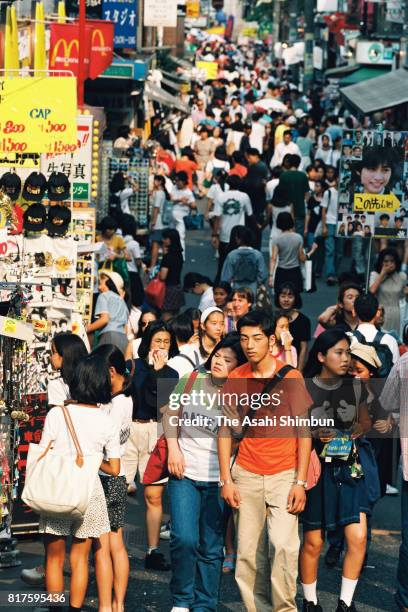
[23,203,47,232]
[0,172,21,201]
[22,172,47,202]
[47,172,70,201]
[46,205,71,236]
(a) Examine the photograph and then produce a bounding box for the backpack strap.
[353,329,365,344]
[177,353,196,369]
[231,364,294,468]
[373,330,385,344]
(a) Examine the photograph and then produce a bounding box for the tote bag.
[22,406,103,519]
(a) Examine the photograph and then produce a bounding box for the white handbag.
[22,405,103,519]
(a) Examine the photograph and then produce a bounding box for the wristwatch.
[294,479,307,489]
[218,479,232,487]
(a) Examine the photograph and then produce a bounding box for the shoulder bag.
[142,370,199,484]
[22,405,103,519]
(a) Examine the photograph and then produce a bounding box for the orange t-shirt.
[226,360,312,475]
[174,159,198,190]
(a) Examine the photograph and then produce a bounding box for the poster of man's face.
[337,129,408,239]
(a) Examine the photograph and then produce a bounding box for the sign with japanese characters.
[102,0,137,48]
[144,0,177,27]
[0,78,77,154]
[337,129,408,239]
[41,115,93,202]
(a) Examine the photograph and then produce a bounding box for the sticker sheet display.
[337,129,408,238]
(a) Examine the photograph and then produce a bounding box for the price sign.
[0,77,77,154]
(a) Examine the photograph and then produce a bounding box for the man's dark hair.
[237,310,274,337]
[232,287,254,304]
[276,211,294,231]
[379,213,390,221]
[246,147,260,157]
[168,313,195,344]
[283,129,292,138]
[226,175,242,190]
[69,354,112,405]
[183,272,213,292]
[290,154,301,168]
[338,281,362,304]
[175,171,188,184]
[354,293,379,323]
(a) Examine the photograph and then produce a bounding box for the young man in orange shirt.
[218,310,312,612]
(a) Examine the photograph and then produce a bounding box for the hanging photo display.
[337,129,408,239]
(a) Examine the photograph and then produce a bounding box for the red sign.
[49,20,114,80]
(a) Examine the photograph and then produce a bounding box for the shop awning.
[340,66,390,86]
[325,64,359,78]
[145,82,189,114]
[169,55,194,70]
[341,68,408,114]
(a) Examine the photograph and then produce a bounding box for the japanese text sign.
[41,115,93,202]
[144,0,177,27]
[102,0,138,48]
[0,77,77,155]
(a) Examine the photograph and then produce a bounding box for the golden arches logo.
[91,29,107,56]
[51,38,79,66]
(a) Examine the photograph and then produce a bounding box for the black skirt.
[129,271,145,307]
[162,284,185,312]
[274,266,303,295]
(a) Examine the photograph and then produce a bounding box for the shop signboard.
[356,40,399,65]
[186,0,200,18]
[0,77,77,155]
[144,0,177,27]
[102,0,138,48]
[337,129,408,239]
[41,115,93,202]
[196,61,218,80]
[0,153,40,169]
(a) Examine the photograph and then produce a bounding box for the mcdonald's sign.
[49,20,114,80]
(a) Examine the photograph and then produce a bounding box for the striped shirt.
[380,352,408,481]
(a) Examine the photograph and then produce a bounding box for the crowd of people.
[20,37,408,612]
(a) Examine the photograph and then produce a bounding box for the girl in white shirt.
[39,353,121,611]
[93,345,133,612]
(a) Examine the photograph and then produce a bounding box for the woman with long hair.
[38,354,121,611]
[275,282,311,371]
[300,330,372,612]
[369,247,407,334]
[164,333,246,611]
[125,307,161,362]
[160,228,185,320]
[92,345,133,612]
[124,320,179,571]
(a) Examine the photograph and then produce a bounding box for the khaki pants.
[123,421,158,485]
[232,464,299,612]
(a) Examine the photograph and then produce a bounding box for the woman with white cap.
[87,271,129,354]
[194,306,225,365]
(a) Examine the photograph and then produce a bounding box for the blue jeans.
[396,480,408,609]
[169,476,225,611]
[324,223,337,279]
[295,217,305,238]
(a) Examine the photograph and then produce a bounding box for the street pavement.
[0,224,402,611]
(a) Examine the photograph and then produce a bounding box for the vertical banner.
[41,115,93,202]
[102,0,138,48]
[337,129,408,238]
[49,20,114,79]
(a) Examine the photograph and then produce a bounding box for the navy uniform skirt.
[301,461,371,532]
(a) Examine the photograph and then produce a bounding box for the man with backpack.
[352,293,399,368]
[212,175,254,273]
[220,226,267,295]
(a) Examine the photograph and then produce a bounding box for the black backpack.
[352,329,394,377]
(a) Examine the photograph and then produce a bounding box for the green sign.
[101,64,134,79]
[73,183,89,201]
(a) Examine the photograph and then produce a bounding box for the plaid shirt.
[380,352,408,481]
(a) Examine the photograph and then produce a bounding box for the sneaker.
[324,545,342,568]
[386,484,399,495]
[326,277,337,286]
[170,608,189,612]
[160,528,171,541]
[145,550,170,571]
[336,600,357,612]
[303,600,323,612]
[127,481,137,495]
[21,565,45,586]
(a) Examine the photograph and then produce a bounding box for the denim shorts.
[150,229,163,243]
[301,461,371,532]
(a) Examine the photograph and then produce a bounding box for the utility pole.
[272,0,281,56]
[288,0,299,86]
[303,0,314,92]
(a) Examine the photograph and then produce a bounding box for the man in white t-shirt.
[170,171,196,256]
[270,130,301,169]
[352,293,400,365]
[212,175,253,271]
[249,113,265,154]
[320,179,339,285]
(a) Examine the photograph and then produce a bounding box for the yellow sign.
[3,318,17,335]
[241,26,258,37]
[196,61,218,80]
[205,27,225,35]
[0,77,77,154]
[354,192,401,213]
[186,0,200,18]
